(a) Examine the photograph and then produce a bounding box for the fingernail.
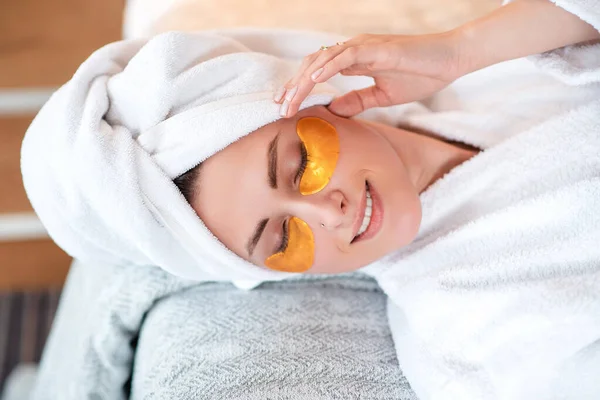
[311,68,324,81]
[273,87,286,102]
[285,86,297,102]
[280,100,289,117]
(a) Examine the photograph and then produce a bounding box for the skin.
[191,105,478,274]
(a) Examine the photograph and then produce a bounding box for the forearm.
[454,0,600,74]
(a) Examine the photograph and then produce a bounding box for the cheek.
[307,230,340,273]
[382,173,422,253]
[311,232,337,269]
[393,192,422,241]
[337,125,396,174]
[309,233,363,274]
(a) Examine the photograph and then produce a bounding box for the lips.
[356,189,373,236]
[350,183,368,241]
[351,181,383,243]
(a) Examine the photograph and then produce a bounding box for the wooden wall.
[0,0,124,290]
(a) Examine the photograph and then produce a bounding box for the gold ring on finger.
[336,41,345,46]
[320,45,329,51]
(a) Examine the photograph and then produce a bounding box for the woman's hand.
[275,0,600,119]
[274,32,465,118]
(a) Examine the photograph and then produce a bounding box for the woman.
[21,0,600,398]
[172,0,599,276]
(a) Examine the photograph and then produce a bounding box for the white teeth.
[356,188,373,237]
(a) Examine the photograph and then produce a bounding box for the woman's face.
[192,106,422,274]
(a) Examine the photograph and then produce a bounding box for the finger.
[295,38,362,86]
[311,45,375,84]
[275,39,355,105]
[327,85,390,118]
[339,64,371,76]
[282,44,351,117]
[274,52,320,104]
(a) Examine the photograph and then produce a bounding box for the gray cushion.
[132,276,416,399]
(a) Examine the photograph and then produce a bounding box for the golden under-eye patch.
[264,217,314,273]
[297,117,340,195]
[264,118,338,273]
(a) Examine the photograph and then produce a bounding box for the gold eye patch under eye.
[297,117,340,196]
[264,217,314,273]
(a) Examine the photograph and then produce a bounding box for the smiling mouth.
[356,186,373,237]
[351,181,382,243]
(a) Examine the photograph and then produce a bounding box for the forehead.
[192,118,284,260]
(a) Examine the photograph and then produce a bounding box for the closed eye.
[294,142,308,186]
[276,218,289,253]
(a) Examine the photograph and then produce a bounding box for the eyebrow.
[247,218,268,257]
[268,131,280,189]
[246,131,281,257]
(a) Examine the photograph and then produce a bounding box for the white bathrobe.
[361,1,600,398]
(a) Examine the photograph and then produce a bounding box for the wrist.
[449,24,485,76]
[422,30,472,82]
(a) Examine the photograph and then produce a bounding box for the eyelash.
[277,218,289,253]
[294,142,308,186]
[277,144,308,254]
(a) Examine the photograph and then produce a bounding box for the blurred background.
[0,0,124,391]
[0,0,499,395]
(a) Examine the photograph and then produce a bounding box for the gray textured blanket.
[32,261,416,399]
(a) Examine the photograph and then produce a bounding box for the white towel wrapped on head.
[21,31,340,282]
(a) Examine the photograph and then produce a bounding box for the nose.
[289,189,347,231]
